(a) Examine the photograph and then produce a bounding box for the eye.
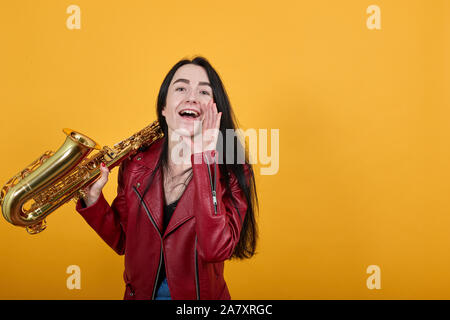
[175,87,186,92]
[200,90,211,95]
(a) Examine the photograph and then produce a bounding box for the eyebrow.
[173,78,211,87]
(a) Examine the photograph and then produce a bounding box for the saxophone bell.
[0,121,163,234]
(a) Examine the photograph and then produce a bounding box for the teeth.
[180,110,199,117]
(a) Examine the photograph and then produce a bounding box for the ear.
[161,106,166,117]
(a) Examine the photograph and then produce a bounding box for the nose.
[186,98,199,105]
[186,90,200,105]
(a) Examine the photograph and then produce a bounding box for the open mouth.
[178,109,201,119]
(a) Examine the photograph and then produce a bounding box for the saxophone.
[0,121,163,234]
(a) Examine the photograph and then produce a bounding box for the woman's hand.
[172,100,222,166]
[193,100,222,153]
[82,162,110,207]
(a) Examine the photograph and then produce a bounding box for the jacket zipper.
[133,186,163,300]
[204,154,217,215]
[194,235,200,300]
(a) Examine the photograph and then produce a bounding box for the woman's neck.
[166,129,193,176]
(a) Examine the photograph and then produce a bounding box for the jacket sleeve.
[191,150,249,262]
[75,161,128,255]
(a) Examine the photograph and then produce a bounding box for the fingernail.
[101,162,105,167]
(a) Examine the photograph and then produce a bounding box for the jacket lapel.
[136,139,164,235]
[137,138,194,237]
[163,178,195,238]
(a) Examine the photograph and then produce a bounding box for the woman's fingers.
[196,100,221,152]
[210,102,217,129]
[99,162,110,180]
[200,100,219,131]
[212,102,218,117]
[215,112,222,130]
[203,100,212,131]
[209,101,217,129]
[205,102,221,133]
[91,163,109,192]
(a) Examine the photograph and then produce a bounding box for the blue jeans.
[155,277,171,300]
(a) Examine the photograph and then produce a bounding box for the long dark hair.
[141,56,258,260]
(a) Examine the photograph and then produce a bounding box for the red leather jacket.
[75,138,248,300]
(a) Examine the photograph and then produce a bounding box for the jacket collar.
[135,137,194,238]
[138,137,165,171]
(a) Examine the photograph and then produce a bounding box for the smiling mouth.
[178,109,201,119]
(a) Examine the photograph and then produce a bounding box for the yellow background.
[0,0,449,299]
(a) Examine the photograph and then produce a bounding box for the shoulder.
[118,137,165,178]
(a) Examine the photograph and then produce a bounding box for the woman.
[76,56,258,300]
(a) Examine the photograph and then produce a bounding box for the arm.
[75,161,128,255]
[191,150,248,262]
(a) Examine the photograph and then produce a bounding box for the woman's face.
[162,64,214,137]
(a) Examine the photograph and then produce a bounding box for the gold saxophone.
[0,121,163,234]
